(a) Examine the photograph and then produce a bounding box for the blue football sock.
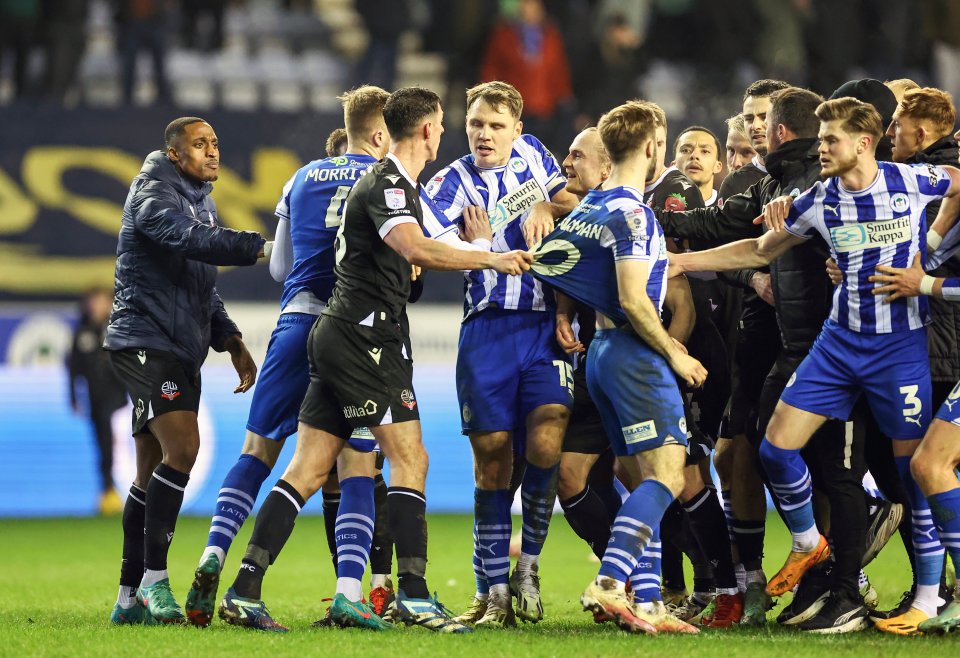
[598,479,674,583]
[475,488,511,588]
[895,456,944,589]
[335,476,375,601]
[759,439,817,549]
[929,486,960,573]
[471,524,489,597]
[630,525,662,603]
[519,462,559,564]
[204,454,270,565]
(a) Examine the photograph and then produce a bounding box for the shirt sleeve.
[369,178,419,240]
[784,185,820,240]
[603,204,658,261]
[521,134,567,197]
[914,163,952,206]
[275,172,296,221]
[424,165,468,223]
[419,190,460,240]
[940,277,960,302]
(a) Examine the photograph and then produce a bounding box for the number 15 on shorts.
[553,359,574,397]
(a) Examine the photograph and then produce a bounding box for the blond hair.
[897,87,957,139]
[633,99,666,130]
[725,113,748,139]
[816,97,884,143]
[598,101,658,164]
[885,78,920,102]
[337,85,390,141]
[466,81,523,119]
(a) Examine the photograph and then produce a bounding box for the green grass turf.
[3,513,960,657]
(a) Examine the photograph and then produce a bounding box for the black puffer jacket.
[656,138,832,355]
[911,136,960,381]
[104,151,264,374]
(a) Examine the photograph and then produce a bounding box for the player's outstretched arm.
[384,222,532,275]
[669,229,804,277]
[616,259,706,388]
[928,166,960,250]
[870,252,960,302]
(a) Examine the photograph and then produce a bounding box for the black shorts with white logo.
[562,365,608,454]
[299,314,419,439]
[109,348,201,435]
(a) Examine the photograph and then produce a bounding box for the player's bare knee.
[713,438,733,482]
[557,459,587,500]
[910,451,936,491]
[241,431,282,469]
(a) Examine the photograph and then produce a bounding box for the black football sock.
[560,486,612,559]
[119,484,146,591]
[322,490,341,578]
[143,464,189,571]
[233,480,305,600]
[683,487,738,591]
[731,518,766,572]
[388,486,430,599]
[587,449,621,523]
[370,474,394,576]
[659,501,688,591]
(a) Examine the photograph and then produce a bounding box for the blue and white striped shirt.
[530,186,667,327]
[785,161,951,334]
[425,134,567,319]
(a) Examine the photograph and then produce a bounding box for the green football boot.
[110,600,156,625]
[185,553,221,627]
[137,578,185,624]
[918,599,960,634]
[741,581,774,626]
[329,593,392,630]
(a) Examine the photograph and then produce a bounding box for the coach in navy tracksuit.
[104,117,267,625]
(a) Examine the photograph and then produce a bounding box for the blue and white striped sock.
[759,439,819,551]
[476,488,512,589]
[630,525,662,603]
[598,479,674,584]
[203,454,270,567]
[472,525,489,598]
[895,456,944,616]
[335,476,375,602]
[929,486,960,576]
[518,462,558,572]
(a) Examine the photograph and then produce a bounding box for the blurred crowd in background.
[3,0,960,156]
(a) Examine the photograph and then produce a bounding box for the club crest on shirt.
[384,188,406,210]
[664,193,687,212]
[890,192,910,213]
[508,157,527,173]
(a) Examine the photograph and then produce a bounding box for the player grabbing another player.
[106,117,267,625]
[183,86,393,628]
[426,81,579,626]
[217,87,531,633]
[531,100,707,634]
[670,97,960,635]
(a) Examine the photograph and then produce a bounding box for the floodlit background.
[0,0,952,514]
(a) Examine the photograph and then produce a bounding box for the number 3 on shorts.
[899,384,922,417]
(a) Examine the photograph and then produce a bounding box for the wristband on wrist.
[927,230,943,251]
[920,275,937,296]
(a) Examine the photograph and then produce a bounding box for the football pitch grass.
[5,514,960,657]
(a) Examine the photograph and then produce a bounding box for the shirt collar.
[386,152,418,187]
